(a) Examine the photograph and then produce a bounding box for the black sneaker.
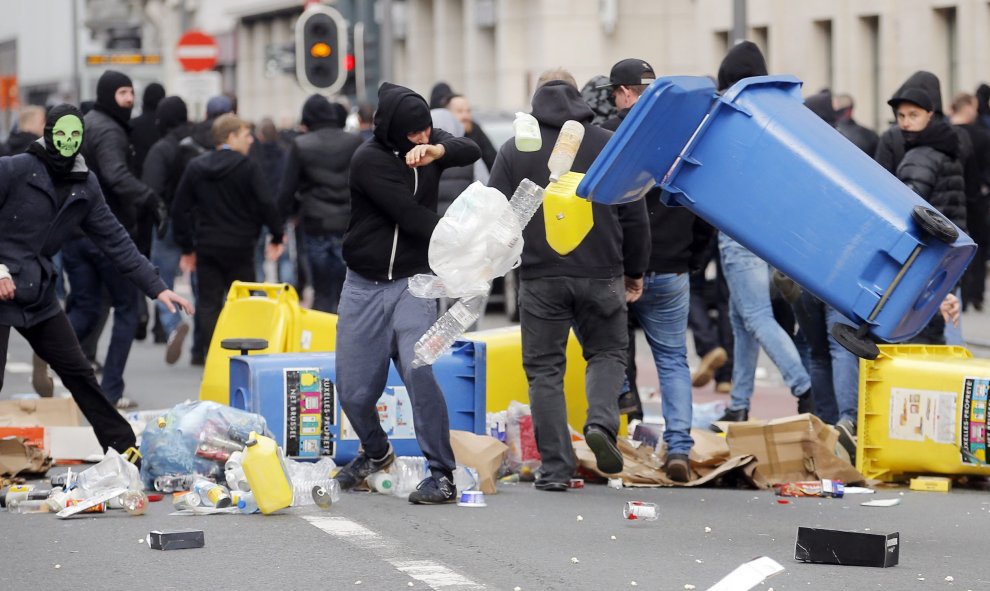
[710,407,748,432]
[665,453,691,483]
[836,418,857,463]
[585,425,623,474]
[335,445,395,490]
[408,474,457,504]
[534,479,569,492]
[796,389,813,414]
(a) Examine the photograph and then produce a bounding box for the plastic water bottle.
[412,294,486,367]
[233,491,259,514]
[368,471,395,494]
[193,478,232,508]
[508,179,546,229]
[292,479,341,509]
[8,499,50,514]
[547,120,585,182]
[225,451,250,492]
[513,112,542,152]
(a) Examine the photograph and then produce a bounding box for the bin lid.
[719,74,803,107]
[576,75,716,205]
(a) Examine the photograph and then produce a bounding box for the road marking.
[5,362,31,373]
[302,515,486,590]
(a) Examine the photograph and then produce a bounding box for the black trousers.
[197,249,256,353]
[0,312,136,453]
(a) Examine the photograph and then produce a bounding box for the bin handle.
[226,281,294,302]
[720,74,804,105]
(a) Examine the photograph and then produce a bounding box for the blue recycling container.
[229,341,486,462]
[577,75,716,204]
[580,74,976,343]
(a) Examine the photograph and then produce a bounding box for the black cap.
[888,87,933,113]
[597,58,657,89]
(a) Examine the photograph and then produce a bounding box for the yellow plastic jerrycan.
[240,431,293,514]
[543,172,593,255]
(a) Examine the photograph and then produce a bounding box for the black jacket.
[278,127,363,235]
[895,119,967,231]
[488,82,650,281]
[603,110,712,273]
[0,151,166,327]
[343,83,480,281]
[1,131,40,156]
[836,118,879,156]
[129,112,160,178]
[81,108,156,238]
[171,149,284,255]
[142,122,192,209]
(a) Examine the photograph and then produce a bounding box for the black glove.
[150,196,169,240]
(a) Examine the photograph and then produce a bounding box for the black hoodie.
[342,83,481,281]
[488,81,650,280]
[171,148,284,254]
[895,117,967,231]
[804,90,837,126]
[717,41,768,92]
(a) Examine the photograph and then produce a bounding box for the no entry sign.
[176,30,219,72]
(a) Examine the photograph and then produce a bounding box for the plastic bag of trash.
[75,448,143,494]
[139,400,270,489]
[285,457,337,483]
[505,401,541,479]
[426,182,522,298]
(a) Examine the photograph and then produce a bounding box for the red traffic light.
[345,53,355,71]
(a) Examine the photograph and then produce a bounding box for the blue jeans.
[151,226,183,336]
[304,231,347,314]
[944,288,964,346]
[254,227,296,286]
[719,233,811,411]
[62,237,139,403]
[795,292,859,424]
[631,272,693,455]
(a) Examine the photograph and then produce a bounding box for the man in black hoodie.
[488,70,651,489]
[600,58,714,483]
[64,70,165,409]
[143,96,192,360]
[834,93,879,156]
[334,83,480,505]
[130,82,165,177]
[171,113,284,353]
[278,95,362,313]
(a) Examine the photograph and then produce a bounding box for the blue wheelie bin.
[579,74,976,354]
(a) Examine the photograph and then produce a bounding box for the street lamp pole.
[732,0,747,45]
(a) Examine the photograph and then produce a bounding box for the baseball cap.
[597,58,657,89]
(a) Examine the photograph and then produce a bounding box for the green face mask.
[51,115,83,158]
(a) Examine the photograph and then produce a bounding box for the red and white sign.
[176,30,219,72]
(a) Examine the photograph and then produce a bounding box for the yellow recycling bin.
[858,344,990,482]
[543,172,594,256]
[199,282,337,404]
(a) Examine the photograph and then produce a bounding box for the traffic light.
[295,4,348,95]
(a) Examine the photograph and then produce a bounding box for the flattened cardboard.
[0,436,52,476]
[449,430,508,495]
[0,398,82,427]
[795,527,899,567]
[725,413,865,487]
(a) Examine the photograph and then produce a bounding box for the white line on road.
[5,362,32,373]
[302,515,487,590]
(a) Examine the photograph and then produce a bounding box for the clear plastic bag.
[139,400,270,489]
[505,401,542,479]
[75,448,143,495]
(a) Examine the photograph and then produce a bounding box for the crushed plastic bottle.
[192,478,232,508]
[117,490,149,515]
[8,499,50,514]
[513,112,542,152]
[412,294,486,367]
[547,120,585,182]
[292,479,341,509]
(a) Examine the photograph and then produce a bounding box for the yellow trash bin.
[858,344,990,482]
[199,282,337,404]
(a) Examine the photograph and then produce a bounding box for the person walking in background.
[356,102,375,142]
[833,93,879,156]
[171,114,285,355]
[711,42,815,427]
[446,94,498,178]
[278,96,362,313]
[0,103,192,456]
[130,82,165,178]
[334,83,479,504]
[142,95,193,362]
[251,117,293,285]
[489,69,650,489]
[1,105,45,155]
[950,93,990,312]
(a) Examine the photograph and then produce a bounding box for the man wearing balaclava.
[143,95,193,361]
[334,82,480,504]
[277,94,362,314]
[130,82,166,177]
[63,70,166,410]
[0,104,192,460]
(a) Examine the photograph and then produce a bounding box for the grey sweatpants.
[335,269,456,477]
[519,275,627,482]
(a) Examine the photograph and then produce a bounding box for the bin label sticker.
[340,386,416,441]
[284,368,335,458]
[888,388,956,444]
[961,377,990,465]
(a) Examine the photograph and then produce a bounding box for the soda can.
[623,501,659,521]
[568,478,585,489]
[66,499,106,513]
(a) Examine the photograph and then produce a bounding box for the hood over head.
[373,82,433,154]
[156,96,188,135]
[976,84,990,118]
[717,41,768,92]
[27,103,88,180]
[95,69,134,126]
[142,83,165,112]
[893,71,943,116]
[530,80,595,128]
[206,95,234,119]
[301,94,345,130]
[805,89,837,126]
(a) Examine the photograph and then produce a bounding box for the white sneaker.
[115,397,138,410]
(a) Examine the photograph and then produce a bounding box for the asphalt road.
[4,290,990,589]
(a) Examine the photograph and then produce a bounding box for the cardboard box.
[910,476,952,492]
[0,398,82,427]
[725,414,865,487]
[0,399,101,461]
[147,530,205,551]
[795,527,899,567]
[0,436,52,476]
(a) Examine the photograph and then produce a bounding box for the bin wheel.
[911,205,958,244]
[830,323,880,360]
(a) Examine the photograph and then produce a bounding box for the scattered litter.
[408,583,415,587]
[684,585,696,590]
[695,559,703,564]
[608,478,623,489]
[570,557,580,563]
[795,527,899,567]
[705,526,712,533]
[704,556,784,590]
[623,501,658,521]
[354,581,362,585]
[910,476,951,492]
[774,479,844,498]
[631,582,638,587]
[569,478,584,489]
[843,486,875,494]
[54,565,61,569]
[147,529,205,551]
[861,498,901,507]
[513,587,521,591]
[610,535,617,540]
[945,576,954,582]
[576,515,583,521]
